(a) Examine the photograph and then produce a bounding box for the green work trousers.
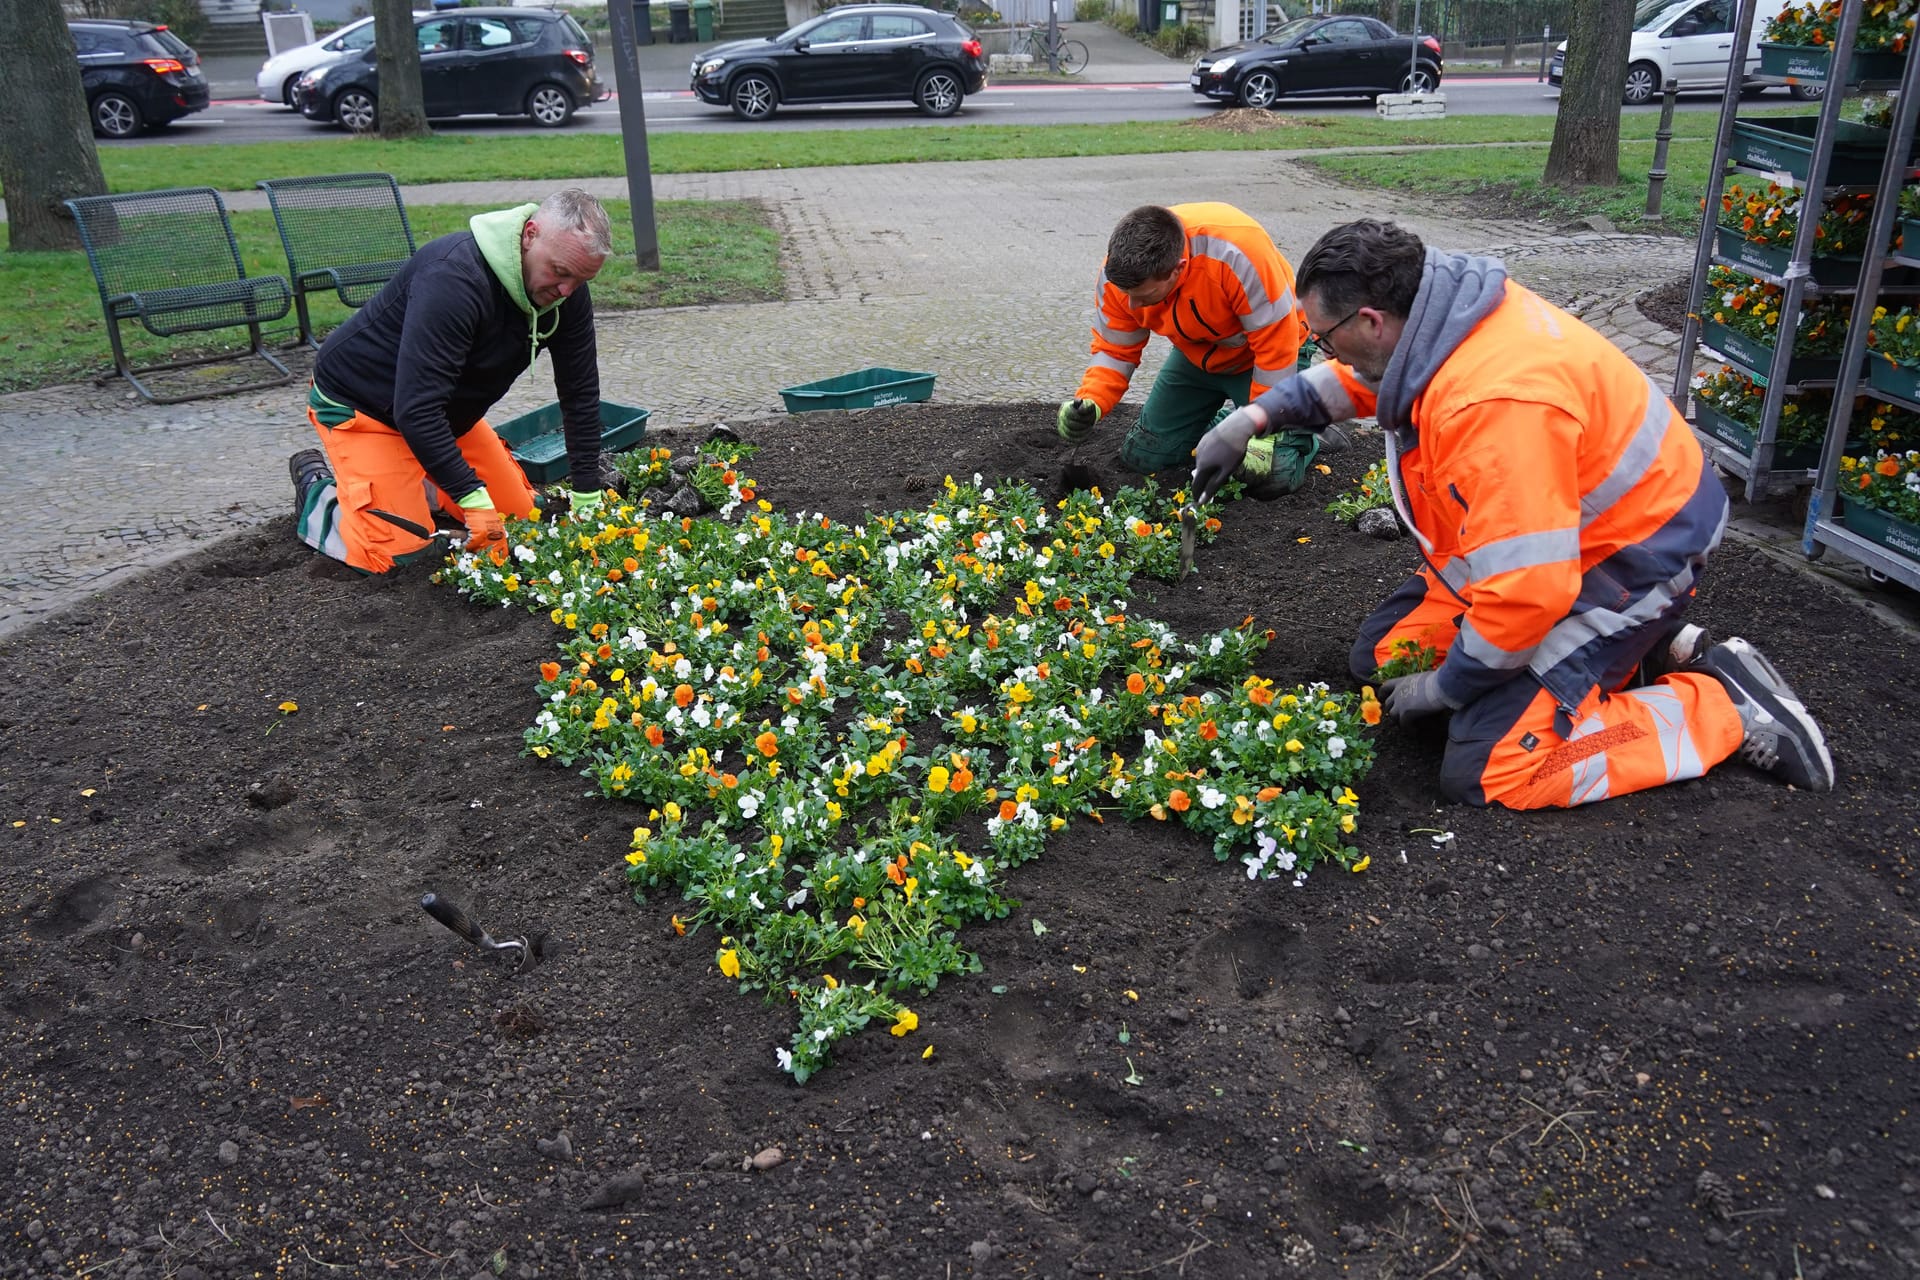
[1120,348,1318,495]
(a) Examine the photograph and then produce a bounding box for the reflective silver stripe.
[1625,684,1706,782]
[1303,364,1357,420]
[1188,233,1292,330]
[1581,373,1673,526]
[1568,712,1611,805]
[1091,352,1138,376]
[1462,527,1580,581]
[1095,316,1148,347]
[1529,553,1706,675]
[1436,556,1470,594]
[1453,616,1535,671]
[1253,365,1288,386]
[1383,425,1436,559]
[1217,333,1248,349]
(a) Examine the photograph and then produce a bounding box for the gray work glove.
[1057,398,1101,443]
[1380,671,1460,725]
[1191,403,1270,506]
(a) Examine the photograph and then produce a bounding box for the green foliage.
[1372,639,1439,682]
[1151,21,1210,56]
[1074,0,1108,19]
[1325,460,1392,523]
[112,0,207,43]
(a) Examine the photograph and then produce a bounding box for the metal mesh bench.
[257,173,417,348]
[64,186,294,404]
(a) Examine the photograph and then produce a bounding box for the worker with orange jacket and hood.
[1057,202,1327,499]
[287,188,614,574]
[1191,219,1833,808]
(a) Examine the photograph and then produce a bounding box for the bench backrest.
[65,187,252,306]
[256,172,417,286]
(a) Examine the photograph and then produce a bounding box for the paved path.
[0,151,1692,635]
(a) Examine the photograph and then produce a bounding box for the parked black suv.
[70,19,209,138]
[691,4,989,121]
[293,7,607,131]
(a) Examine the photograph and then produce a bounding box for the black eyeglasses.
[1306,309,1361,349]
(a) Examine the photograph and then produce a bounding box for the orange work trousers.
[1351,568,1746,809]
[301,404,537,574]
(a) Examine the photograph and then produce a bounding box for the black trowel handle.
[421,892,495,948]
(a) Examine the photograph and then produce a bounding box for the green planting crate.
[1840,496,1920,560]
[1692,403,1822,471]
[1757,41,1907,87]
[1868,353,1920,404]
[1729,115,1902,184]
[779,367,935,413]
[1899,216,1920,261]
[497,400,650,484]
[1713,225,1862,286]
[1701,319,1846,385]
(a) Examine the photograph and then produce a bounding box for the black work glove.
[1057,398,1101,443]
[1191,404,1270,506]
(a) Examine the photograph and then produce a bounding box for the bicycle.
[1008,23,1088,75]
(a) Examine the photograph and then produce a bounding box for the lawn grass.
[0,199,779,394]
[1302,136,1718,236]
[52,111,1736,195]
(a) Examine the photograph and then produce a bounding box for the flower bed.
[1760,0,1914,83]
[442,444,1383,1081]
[1691,363,1832,468]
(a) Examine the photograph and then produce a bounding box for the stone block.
[1376,92,1446,120]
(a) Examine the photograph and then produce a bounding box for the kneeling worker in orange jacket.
[288,188,616,574]
[1192,219,1834,808]
[1057,202,1325,498]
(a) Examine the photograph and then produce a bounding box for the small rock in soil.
[535,1132,573,1160]
[1356,507,1402,540]
[217,1139,239,1166]
[748,1147,784,1172]
[580,1169,650,1210]
[246,777,298,809]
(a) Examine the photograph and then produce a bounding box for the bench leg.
[292,283,319,351]
[108,321,296,405]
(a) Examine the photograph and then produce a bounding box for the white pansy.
[1328,736,1347,759]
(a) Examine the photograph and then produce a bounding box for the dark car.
[1190,14,1441,108]
[293,7,607,131]
[70,19,209,138]
[691,4,988,121]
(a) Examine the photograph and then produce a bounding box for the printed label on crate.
[1762,44,1832,81]
[1702,412,1753,454]
[1851,506,1920,558]
[872,393,913,407]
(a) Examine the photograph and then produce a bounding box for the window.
[870,14,929,39]
[138,28,193,57]
[808,14,867,43]
[1669,0,1731,36]
[466,17,521,49]
[1319,20,1371,44]
[416,18,459,53]
[71,27,105,55]
[337,22,376,51]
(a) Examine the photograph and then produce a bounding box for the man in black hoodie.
[288,187,613,573]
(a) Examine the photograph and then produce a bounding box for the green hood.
[470,203,562,363]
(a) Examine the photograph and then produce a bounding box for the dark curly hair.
[1296,219,1424,319]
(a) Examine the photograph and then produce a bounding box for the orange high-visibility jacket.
[1074,202,1305,415]
[1282,280,1727,714]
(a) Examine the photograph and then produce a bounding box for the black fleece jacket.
[313,229,602,499]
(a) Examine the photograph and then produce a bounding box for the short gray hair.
[535,188,613,258]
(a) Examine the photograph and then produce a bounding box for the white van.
[1548,0,1814,106]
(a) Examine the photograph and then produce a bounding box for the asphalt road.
[116,76,1757,144]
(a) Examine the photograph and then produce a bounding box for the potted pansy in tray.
[1761,0,1914,85]
[1869,302,1920,401]
[1702,264,1853,384]
[1716,180,1875,285]
[1691,363,1834,469]
[1837,445,1920,558]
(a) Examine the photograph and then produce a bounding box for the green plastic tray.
[1840,497,1920,560]
[495,400,649,484]
[1729,115,1902,185]
[1692,403,1821,471]
[779,367,935,413]
[1757,41,1907,87]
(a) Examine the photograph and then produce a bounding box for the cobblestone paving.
[0,152,1694,636]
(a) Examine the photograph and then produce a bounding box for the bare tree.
[0,0,107,252]
[373,0,430,139]
[1543,0,1635,187]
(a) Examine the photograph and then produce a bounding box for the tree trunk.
[1543,0,1634,187]
[373,0,430,140]
[0,0,107,252]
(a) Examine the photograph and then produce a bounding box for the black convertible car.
[1191,13,1443,108]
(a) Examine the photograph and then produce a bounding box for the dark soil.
[4,403,1917,1280]
[1638,275,1693,335]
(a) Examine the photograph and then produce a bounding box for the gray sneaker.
[1703,638,1834,792]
